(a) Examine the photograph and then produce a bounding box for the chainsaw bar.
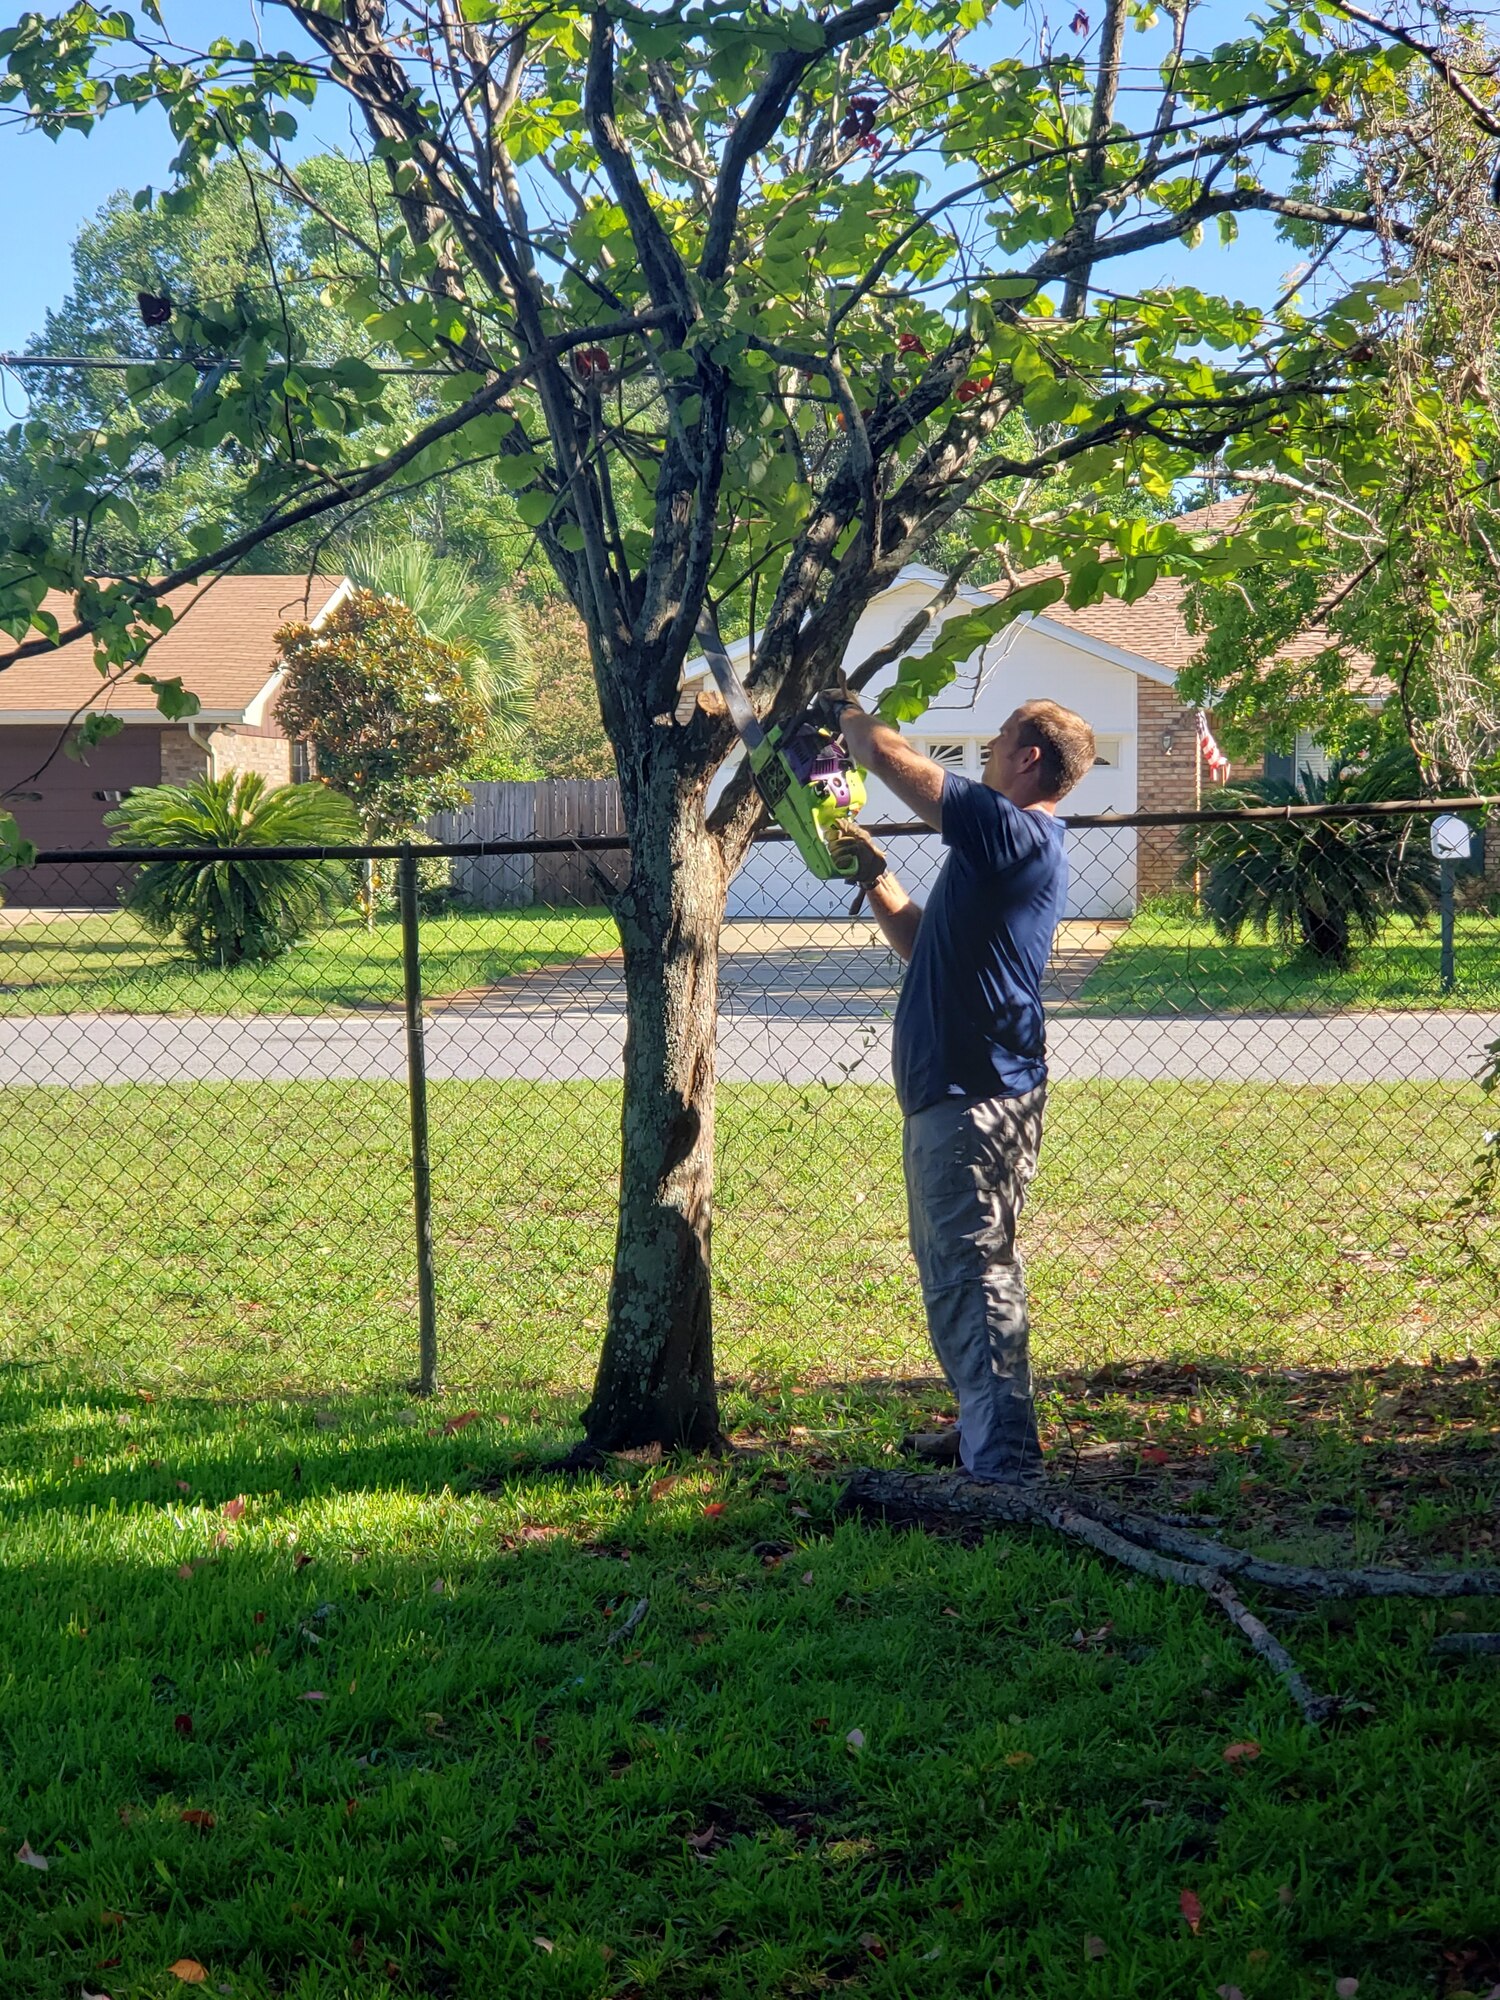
[695,612,861,881]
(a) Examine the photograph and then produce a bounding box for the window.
[291,740,314,784]
[1092,737,1122,769]
[920,738,975,771]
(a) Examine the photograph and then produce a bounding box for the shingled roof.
[0,574,349,722]
[990,497,1382,694]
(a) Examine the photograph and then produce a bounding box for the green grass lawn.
[0,907,617,1016]
[2,1080,1495,1399]
[1072,908,1500,1015]
[1,1374,1498,1999]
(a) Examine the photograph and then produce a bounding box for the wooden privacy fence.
[430,778,628,907]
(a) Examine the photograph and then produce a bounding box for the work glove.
[808,673,862,737]
[829,821,887,887]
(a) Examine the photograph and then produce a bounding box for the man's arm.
[864,867,923,964]
[838,704,946,832]
[828,822,923,963]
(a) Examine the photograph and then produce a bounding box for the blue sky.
[0,0,1312,359]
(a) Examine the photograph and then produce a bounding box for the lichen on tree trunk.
[582,773,727,1453]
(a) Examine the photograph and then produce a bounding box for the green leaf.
[67,714,127,760]
[514,490,555,528]
[0,810,37,872]
[135,674,202,720]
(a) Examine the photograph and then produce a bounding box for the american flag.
[1196,708,1231,780]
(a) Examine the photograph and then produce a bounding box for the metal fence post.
[398,846,440,1396]
[1440,859,1457,995]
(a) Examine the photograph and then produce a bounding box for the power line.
[0,351,455,377]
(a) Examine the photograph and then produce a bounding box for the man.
[831,697,1097,1486]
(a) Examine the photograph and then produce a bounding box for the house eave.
[0,709,254,726]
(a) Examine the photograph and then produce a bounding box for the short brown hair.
[1015,699,1095,800]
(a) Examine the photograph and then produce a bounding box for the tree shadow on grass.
[3,1357,1498,1569]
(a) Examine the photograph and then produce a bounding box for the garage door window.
[1092,737,1122,768]
[919,738,977,771]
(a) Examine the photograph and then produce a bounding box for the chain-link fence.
[2,801,1497,1401]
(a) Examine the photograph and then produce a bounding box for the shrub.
[107,771,361,966]
[1187,751,1440,968]
[273,589,489,838]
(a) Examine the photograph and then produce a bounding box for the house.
[0,573,349,905]
[694,504,1271,921]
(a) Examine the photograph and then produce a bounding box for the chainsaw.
[695,613,866,882]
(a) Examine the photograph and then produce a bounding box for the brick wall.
[1135,680,1202,898]
[211,727,292,787]
[159,729,208,787]
[158,726,292,789]
[1133,681,1263,900]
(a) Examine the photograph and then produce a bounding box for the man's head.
[981,701,1096,807]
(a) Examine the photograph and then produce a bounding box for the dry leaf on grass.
[648,1476,682,1500]
[443,1410,480,1435]
[1222,1740,1261,1764]
[15,1841,48,1871]
[1004,1751,1034,1768]
[533,1937,554,1954]
[702,1503,726,1517]
[167,1961,208,1984]
[221,1497,246,1522]
[846,1728,865,1750]
[1084,1935,1107,1961]
[1216,1986,1245,1999]
[179,1810,214,1829]
[1335,1982,1359,1998]
[172,1715,194,1739]
[1179,1888,1203,1934]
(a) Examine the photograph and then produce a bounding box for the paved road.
[2,1001,1496,1087]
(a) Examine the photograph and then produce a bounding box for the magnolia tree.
[275,589,488,837]
[1,0,1494,1455]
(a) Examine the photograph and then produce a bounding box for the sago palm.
[345,537,534,738]
[1189,751,1440,968]
[107,771,361,966]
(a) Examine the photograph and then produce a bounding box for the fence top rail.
[14,795,1500,868]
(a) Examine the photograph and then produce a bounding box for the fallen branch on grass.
[837,1470,1500,1728]
[1431,1631,1500,1657]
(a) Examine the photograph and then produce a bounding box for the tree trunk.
[582,770,727,1453]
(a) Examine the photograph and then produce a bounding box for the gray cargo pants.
[902,1085,1047,1483]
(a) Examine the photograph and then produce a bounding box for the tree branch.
[2,315,667,669]
[699,0,895,284]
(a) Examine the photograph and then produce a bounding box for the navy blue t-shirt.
[891,772,1068,1117]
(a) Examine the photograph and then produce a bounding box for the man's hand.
[810,673,862,736]
[829,821,888,886]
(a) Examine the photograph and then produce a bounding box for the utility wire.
[0,352,456,377]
